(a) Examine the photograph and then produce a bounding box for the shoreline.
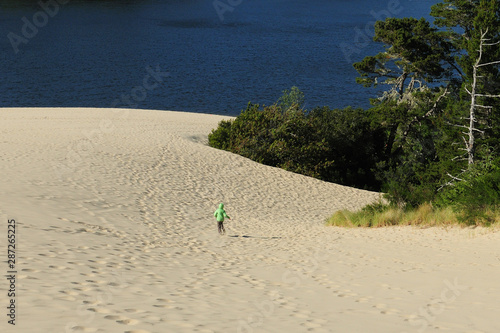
[0,106,240,117]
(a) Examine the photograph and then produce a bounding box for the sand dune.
[1,108,499,333]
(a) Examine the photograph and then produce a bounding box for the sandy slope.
[1,108,499,333]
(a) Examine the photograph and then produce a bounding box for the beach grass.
[326,202,500,228]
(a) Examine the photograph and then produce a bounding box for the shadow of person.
[228,235,281,239]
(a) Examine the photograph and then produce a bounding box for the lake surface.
[0,0,438,115]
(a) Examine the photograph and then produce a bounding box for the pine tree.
[354,0,500,205]
[431,0,500,168]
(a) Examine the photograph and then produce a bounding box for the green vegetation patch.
[327,202,500,228]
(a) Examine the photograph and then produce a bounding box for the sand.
[1,107,499,333]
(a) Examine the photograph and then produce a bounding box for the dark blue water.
[0,0,438,115]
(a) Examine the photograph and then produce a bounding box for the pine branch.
[474,104,493,109]
[462,136,469,149]
[477,60,500,67]
[474,93,500,98]
[447,172,465,182]
[399,87,449,140]
[483,40,500,46]
[445,121,483,131]
[437,172,466,191]
[445,59,465,80]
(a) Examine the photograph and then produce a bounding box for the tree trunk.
[385,124,398,160]
[468,63,477,166]
[398,72,408,97]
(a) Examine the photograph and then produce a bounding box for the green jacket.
[214,203,230,222]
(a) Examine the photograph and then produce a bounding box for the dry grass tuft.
[326,202,499,228]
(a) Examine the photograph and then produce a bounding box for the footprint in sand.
[70,326,98,332]
[87,307,112,314]
[85,279,107,284]
[380,308,401,315]
[156,298,173,303]
[104,315,125,320]
[22,268,40,273]
[301,321,322,329]
[88,259,108,265]
[49,265,67,270]
[337,293,355,298]
[67,261,85,266]
[104,315,139,325]
[117,319,139,325]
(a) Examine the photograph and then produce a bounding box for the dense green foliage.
[436,157,500,224]
[209,98,382,190]
[209,0,500,225]
[353,0,500,213]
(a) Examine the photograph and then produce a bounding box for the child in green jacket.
[214,203,231,235]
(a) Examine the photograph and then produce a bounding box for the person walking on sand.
[214,203,230,235]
